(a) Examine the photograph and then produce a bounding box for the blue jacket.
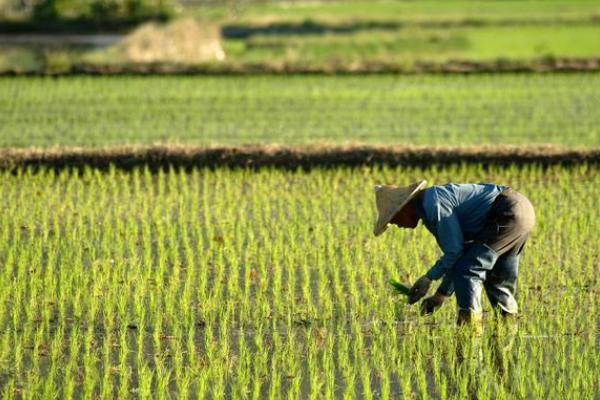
[415,183,507,283]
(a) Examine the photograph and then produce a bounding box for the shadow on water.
[222,20,404,38]
[454,314,519,399]
[221,16,599,38]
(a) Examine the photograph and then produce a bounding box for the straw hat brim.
[373,180,427,236]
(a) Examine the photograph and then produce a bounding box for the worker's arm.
[415,213,462,311]
[409,201,464,304]
[425,211,464,281]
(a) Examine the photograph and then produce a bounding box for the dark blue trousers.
[444,189,535,314]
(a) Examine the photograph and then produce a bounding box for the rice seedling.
[388,279,411,296]
[0,163,597,398]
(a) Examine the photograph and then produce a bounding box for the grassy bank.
[1,144,598,172]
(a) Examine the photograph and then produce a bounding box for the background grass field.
[222,24,600,66]
[213,0,600,68]
[213,0,600,22]
[2,73,599,148]
[1,0,599,73]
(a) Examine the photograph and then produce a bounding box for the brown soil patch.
[2,57,600,76]
[0,144,597,172]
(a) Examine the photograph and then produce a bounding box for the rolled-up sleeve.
[424,198,464,280]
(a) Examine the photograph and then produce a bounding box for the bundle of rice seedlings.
[388,279,410,296]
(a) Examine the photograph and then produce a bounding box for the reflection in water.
[454,312,518,398]
[0,35,120,73]
[489,315,518,378]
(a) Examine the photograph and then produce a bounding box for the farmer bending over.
[373,180,535,326]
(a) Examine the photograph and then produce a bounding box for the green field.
[2,73,599,148]
[0,164,597,398]
[204,0,600,70]
[2,0,599,74]
[220,24,600,68]
[219,0,600,22]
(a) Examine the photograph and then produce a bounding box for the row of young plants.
[1,74,599,147]
[0,164,597,398]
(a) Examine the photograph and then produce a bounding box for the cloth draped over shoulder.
[414,183,508,280]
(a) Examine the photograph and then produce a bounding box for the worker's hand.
[408,275,431,304]
[420,292,447,315]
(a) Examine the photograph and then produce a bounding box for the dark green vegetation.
[0,164,597,398]
[1,73,599,148]
[389,279,411,296]
[0,0,175,32]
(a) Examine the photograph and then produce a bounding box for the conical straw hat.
[373,180,427,236]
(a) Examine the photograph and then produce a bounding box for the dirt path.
[2,56,599,75]
[1,144,597,172]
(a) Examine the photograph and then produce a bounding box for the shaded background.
[1,0,599,73]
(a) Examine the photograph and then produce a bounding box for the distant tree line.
[0,0,177,24]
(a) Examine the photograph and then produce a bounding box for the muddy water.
[0,34,122,72]
[0,34,122,46]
